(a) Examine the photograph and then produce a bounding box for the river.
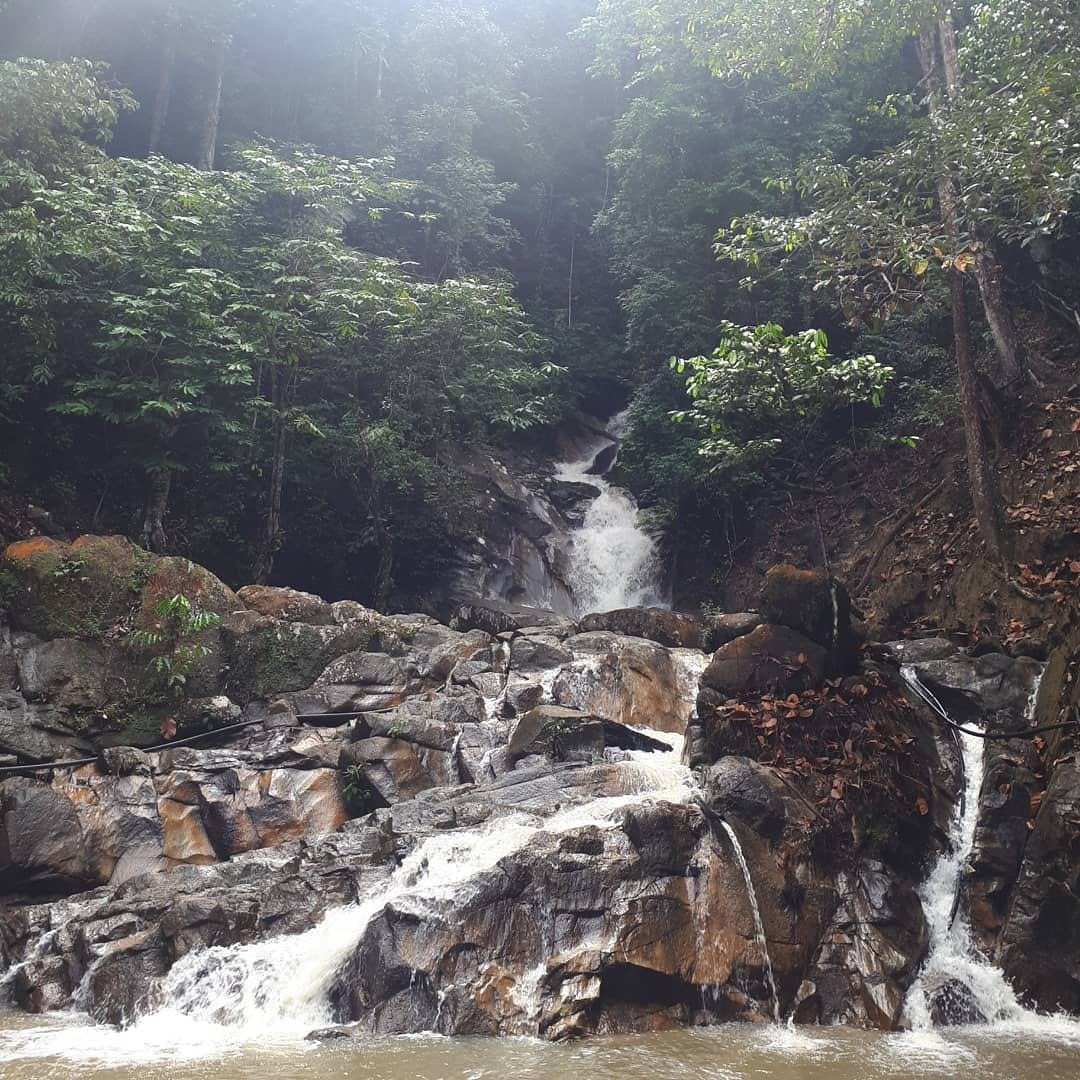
[3,1008,1080,1079]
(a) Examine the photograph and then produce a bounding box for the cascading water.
[554,411,666,615]
[13,738,698,1064]
[719,820,781,1024]
[899,665,1047,1031]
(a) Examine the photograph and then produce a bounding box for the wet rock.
[98,746,152,777]
[508,706,668,762]
[928,978,987,1026]
[997,756,1080,1014]
[793,864,927,1030]
[760,565,854,668]
[451,599,574,637]
[554,633,701,735]
[701,624,826,698]
[703,757,809,841]
[545,480,601,525]
[0,690,86,762]
[578,609,703,650]
[0,776,90,888]
[703,613,764,651]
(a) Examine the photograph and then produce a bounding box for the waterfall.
[554,411,665,615]
[39,745,697,1060]
[899,665,1042,1029]
[719,819,781,1023]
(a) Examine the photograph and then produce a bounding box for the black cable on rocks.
[0,711,371,776]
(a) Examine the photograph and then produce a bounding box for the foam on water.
[553,412,665,615]
[897,663,1080,1049]
[0,736,696,1066]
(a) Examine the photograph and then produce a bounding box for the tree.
[671,321,893,479]
[651,0,1076,558]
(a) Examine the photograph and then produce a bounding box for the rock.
[793,864,928,1030]
[220,611,376,703]
[451,599,574,637]
[554,633,703,736]
[997,756,1080,1014]
[236,585,335,626]
[0,690,87,762]
[1,535,145,640]
[578,609,703,650]
[545,480,601,525]
[928,978,987,1026]
[99,746,152,777]
[136,555,239,626]
[0,776,90,887]
[509,633,573,673]
[290,651,414,715]
[703,613,764,651]
[701,624,826,698]
[16,638,108,710]
[703,757,809,841]
[508,705,669,761]
[760,565,854,669]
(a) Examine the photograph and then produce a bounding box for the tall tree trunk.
[142,470,172,554]
[972,233,1024,385]
[252,367,287,584]
[196,34,227,171]
[935,16,1024,386]
[148,12,178,155]
[918,30,1005,561]
[948,270,1003,562]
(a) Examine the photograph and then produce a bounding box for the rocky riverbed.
[0,538,1077,1044]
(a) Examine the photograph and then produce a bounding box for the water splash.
[719,820,781,1023]
[898,664,1074,1036]
[554,412,665,615]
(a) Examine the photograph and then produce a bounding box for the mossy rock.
[220,612,379,704]
[136,556,239,628]
[2,536,147,640]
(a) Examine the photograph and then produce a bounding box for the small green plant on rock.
[128,593,221,698]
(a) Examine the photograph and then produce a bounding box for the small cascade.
[68,746,699,1054]
[900,664,1043,1029]
[554,411,666,615]
[719,819,781,1023]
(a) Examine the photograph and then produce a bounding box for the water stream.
[718,820,781,1024]
[553,412,666,615]
[899,665,1058,1032]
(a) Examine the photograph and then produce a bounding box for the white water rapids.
[0,734,694,1066]
[898,665,1080,1057]
[554,411,666,615]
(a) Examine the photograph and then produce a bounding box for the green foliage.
[128,593,222,697]
[672,321,893,475]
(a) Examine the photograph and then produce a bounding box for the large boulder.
[701,624,826,699]
[16,638,108,710]
[577,609,703,650]
[551,632,705,736]
[760,565,854,670]
[703,757,810,841]
[450,599,574,638]
[0,690,89,762]
[236,585,336,626]
[996,757,1080,1013]
[1,536,149,640]
[792,863,928,1030]
[508,705,669,762]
